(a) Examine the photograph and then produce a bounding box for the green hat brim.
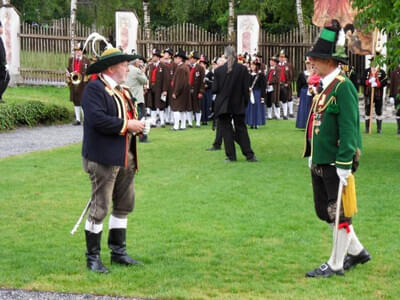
[87,53,140,74]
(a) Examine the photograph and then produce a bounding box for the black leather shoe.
[305,263,344,278]
[72,120,81,126]
[206,146,221,151]
[111,254,143,266]
[343,249,371,270]
[289,114,295,118]
[87,254,109,273]
[283,116,288,120]
[247,156,258,162]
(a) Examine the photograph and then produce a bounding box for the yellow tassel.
[342,173,357,217]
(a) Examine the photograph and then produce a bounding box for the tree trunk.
[143,0,151,59]
[296,0,307,43]
[70,0,77,55]
[228,0,235,44]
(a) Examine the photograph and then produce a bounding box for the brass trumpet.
[66,70,82,86]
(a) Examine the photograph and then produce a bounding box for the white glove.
[368,77,376,84]
[371,82,378,88]
[336,168,351,186]
[308,156,312,169]
[5,64,9,71]
[212,94,216,101]
[141,118,151,135]
[389,97,395,105]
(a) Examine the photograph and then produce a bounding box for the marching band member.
[361,57,387,133]
[66,43,90,125]
[187,50,205,128]
[171,49,191,130]
[146,48,169,127]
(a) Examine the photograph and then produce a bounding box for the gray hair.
[224,46,236,73]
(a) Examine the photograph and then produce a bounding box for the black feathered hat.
[306,19,348,64]
[87,48,140,74]
[174,49,187,60]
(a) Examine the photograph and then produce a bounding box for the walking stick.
[70,198,91,235]
[368,87,375,134]
[332,181,344,266]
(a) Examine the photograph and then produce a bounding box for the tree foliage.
[352,0,400,70]
[12,0,314,34]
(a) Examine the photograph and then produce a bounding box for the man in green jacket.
[303,19,370,278]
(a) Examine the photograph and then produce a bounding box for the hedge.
[0,101,72,131]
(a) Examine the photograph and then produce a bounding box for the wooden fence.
[20,18,112,85]
[19,20,365,87]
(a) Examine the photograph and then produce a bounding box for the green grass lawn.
[3,86,70,109]
[0,120,399,299]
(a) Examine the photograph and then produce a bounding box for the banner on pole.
[312,0,373,55]
[237,15,259,56]
[115,11,138,54]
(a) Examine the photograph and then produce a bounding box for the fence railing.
[19,20,365,87]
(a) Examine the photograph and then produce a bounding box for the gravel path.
[0,289,149,300]
[0,124,83,159]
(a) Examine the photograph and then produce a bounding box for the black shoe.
[247,156,258,162]
[151,124,156,128]
[85,230,108,273]
[206,146,221,151]
[161,124,166,128]
[73,120,81,126]
[188,125,193,128]
[289,114,295,118]
[108,228,143,267]
[250,125,254,129]
[195,125,201,128]
[343,249,371,270]
[306,263,344,278]
[87,254,109,273]
[201,122,208,125]
[224,158,236,163]
[283,116,288,120]
[170,128,178,131]
[111,253,143,266]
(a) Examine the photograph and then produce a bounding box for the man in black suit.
[212,46,257,162]
[0,21,9,104]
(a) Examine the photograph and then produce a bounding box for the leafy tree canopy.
[12,0,314,34]
[352,0,400,70]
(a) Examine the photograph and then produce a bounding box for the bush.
[0,101,72,131]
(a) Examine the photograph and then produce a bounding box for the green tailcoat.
[304,74,362,170]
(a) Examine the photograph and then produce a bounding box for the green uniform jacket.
[303,74,362,170]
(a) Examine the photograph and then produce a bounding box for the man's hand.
[172,93,176,99]
[198,93,203,99]
[389,97,395,105]
[127,119,145,134]
[336,168,351,186]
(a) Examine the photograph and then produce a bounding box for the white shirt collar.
[102,73,118,89]
[321,67,341,89]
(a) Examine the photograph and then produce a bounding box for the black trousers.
[212,119,223,148]
[311,164,351,224]
[0,70,10,100]
[279,84,290,103]
[218,113,254,160]
[365,97,383,117]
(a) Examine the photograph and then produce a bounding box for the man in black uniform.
[0,21,9,104]
[212,46,257,162]
[361,58,387,133]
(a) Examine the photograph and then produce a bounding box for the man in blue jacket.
[81,47,145,273]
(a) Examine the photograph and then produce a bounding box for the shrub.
[0,101,72,131]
